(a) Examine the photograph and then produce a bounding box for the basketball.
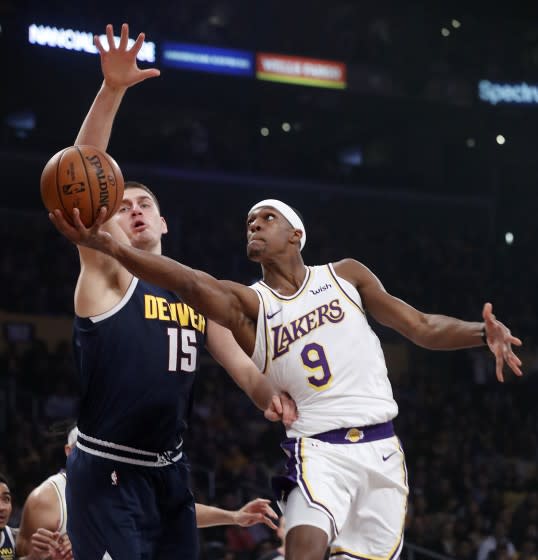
[40,145,124,227]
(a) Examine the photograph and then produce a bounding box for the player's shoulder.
[25,478,58,509]
[331,258,365,273]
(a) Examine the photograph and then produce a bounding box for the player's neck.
[136,241,162,255]
[261,260,307,296]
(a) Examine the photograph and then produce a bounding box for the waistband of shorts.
[76,431,183,467]
[309,421,394,444]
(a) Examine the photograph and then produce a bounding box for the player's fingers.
[72,207,87,231]
[31,535,53,549]
[263,503,279,519]
[131,32,145,55]
[283,400,298,426]
[507,353,523,376]
[262,515,278,530]
[92,205,108,228]
[243,498,268,512]
[139,68,161,82]
[105,24,115,50]
[482,302,492,321]
[264,409,279,422]
[94,34,106,54]
[119,23,129,50]
[252,498,271,504]
[507,350,522,367]
[509,336,523,346]
[272,395,283,415]
[495,351,504,383]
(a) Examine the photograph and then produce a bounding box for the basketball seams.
[75,145,94,224]
[106,154,120,217]
[55,148,72,221]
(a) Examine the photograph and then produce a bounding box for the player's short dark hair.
[0,473,10,488]
[124,181,161,213]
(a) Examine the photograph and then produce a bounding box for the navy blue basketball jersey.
[73,277,207,452]
[0,526,15,560]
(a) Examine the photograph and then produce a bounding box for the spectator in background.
[477,520,517,560]
[0,473,16,560]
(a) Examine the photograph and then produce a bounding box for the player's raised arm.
[50,207,259,346]
[75,23,160,150]
[334,258,522,381]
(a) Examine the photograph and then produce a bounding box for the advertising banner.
[256,53,346,89]
[162,42,254,76]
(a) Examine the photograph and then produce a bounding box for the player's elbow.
[405,313,437,349]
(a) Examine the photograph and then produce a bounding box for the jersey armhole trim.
[89,277,139,323]
[327,263,365,315]
[49,477,65,533]
[251,287,269,374]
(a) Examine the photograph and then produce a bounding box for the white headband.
[67,426,78,447]
[249,199,306,250]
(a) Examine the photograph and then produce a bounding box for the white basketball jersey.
[47,472,68,535]
[250,264,398,437]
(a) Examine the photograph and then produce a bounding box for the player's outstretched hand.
[49,207,113,254]
[95,23,160,90]
[482,302,523,382]
[234,498,279,530]
[264,392,298,428]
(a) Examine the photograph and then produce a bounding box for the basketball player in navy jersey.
[0,474,15,560]
[50,22,522,560]
[51,195,523,560]
[47,24,295,560]
[17,428,280,560]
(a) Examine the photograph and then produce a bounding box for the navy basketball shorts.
[66,447,198,560]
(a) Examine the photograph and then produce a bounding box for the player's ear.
[291,229,303,247]
[160,216,169,235]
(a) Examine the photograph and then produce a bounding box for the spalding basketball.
[40,145,124,227]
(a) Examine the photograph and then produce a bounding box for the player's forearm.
[412,314,485,350]
[195,504,237,527]
[247,375,275,411]
[74,82,126,151]
[105,238,226,320]
[108,239,198,295]
[233,372,274,411]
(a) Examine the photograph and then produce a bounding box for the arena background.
[1,1,538,558]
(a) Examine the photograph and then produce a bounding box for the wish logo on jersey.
[143,295,206,334]
[272,299,344,358]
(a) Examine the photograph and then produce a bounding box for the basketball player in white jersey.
[52,192,523,559]
[16,427,77,559]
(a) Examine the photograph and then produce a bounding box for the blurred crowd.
[1,186,537,559]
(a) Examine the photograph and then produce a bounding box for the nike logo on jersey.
[266,308,282,320]
[382,451,397,461]
[309,283,332,295]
